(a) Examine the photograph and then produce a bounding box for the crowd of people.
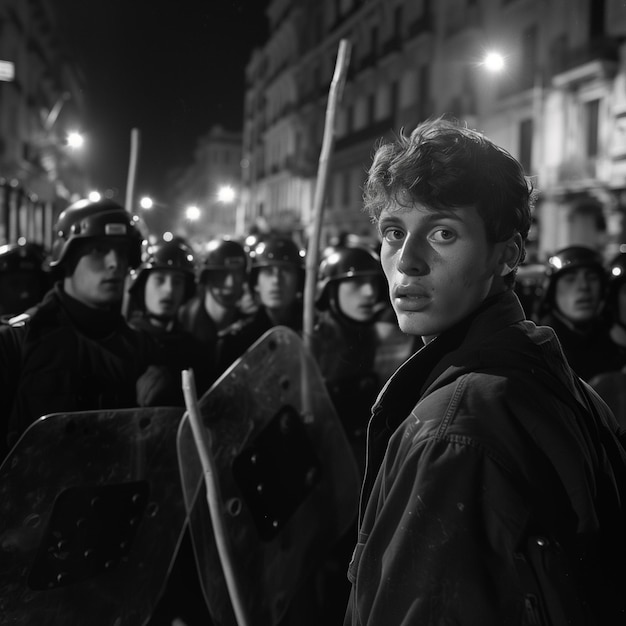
[0,116,625,625]
[0,196,415,625]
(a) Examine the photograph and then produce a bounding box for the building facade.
[0,0,87,250]
[242,0,626,261]
[168,125,243,250]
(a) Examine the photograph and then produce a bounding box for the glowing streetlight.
[66,131,85,149]
[140,196,154,210]
[217,185,236,203]
[185,205,201,221]
[88,190,101,202]
[482,51,505,73]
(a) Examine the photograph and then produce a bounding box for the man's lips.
[573,297,595,307]
[392,284,430,311]
[393,284,430,298]
[101,278,123,287]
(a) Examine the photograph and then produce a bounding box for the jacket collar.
[372,290,526,427]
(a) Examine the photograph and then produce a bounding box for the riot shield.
[0,406,186,626]
[177,326,361,626]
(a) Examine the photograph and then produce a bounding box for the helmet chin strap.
[147,311,175,330]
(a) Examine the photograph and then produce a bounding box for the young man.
[312,244,390,470]
[344,119,626,625]
[0,199,171,457]
[126,238,214,402]
[216,235,304,373]
[178,236,250,346]
[537,246,622,381]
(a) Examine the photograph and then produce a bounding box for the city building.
[242,0,626,260]
[0,0,87,249]
[168,125,243,250]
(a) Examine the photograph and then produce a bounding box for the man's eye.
[430,229,456,243]
[381,227,404,243]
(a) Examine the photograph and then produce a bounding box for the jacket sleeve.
[347,435,531,626]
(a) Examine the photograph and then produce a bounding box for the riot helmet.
[49,198,144,271]
[249,236,305,287]
[0,242,49,315]
[316,245,384,312]
[201,238,248,284]
[538,245,607,319]
[129,238,197,302]
[0,242,46,274]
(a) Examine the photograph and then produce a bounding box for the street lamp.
[481,51,506,73]
[217,185,236,203]
[185,205,201,221]
[66,131,85,149]
[140,196,154,210]
[479,49,543,175]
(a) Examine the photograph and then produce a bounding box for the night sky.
[53,0,269,202]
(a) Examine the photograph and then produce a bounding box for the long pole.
[181,369,251,626]
[302,39,351,351]
[125,127,140,212]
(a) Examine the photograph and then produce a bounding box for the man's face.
[144,269,186,320]
[255,264,299,311]
[337,276,380,322]
[204,268,245,309]
[379,202,506,342]
[554,267,603,323]
[64,239,130,309]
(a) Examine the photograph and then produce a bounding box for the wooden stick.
[302,39,351,351]
[181,369,250,626]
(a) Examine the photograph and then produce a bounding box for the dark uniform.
[125,240,214,626]
[0,199,167,458]
[126,238,215,402]
[537,246,623,381]
[178,237,250,348]
[216,236,304,374]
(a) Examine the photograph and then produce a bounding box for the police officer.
[311,245,385,463]
[0,198,172,456]
[0,242,49,318]
[537,245,622,381]
[588,252,626,427]
[216,235,304,373]
[307,244,389,623]
[126,238,215,402]
[178,237,250,347]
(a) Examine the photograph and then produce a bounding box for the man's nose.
[397,236,427,275]
[104,247,124,269]
[361,280,376,296]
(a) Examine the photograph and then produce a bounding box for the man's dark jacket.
[345,290,626,626]
[0,285,163,455]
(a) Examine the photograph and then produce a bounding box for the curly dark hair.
[363,117,536,258]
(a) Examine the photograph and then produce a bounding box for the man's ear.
[498,233,523,276]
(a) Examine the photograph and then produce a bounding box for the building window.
[393,5,403,39]
[418,64,430,119]
[390,81,399,118]
[370,25,378,54]
[585,99,600,159]
[346,104,354,133]
[367,93,375,124]
[521,24,538,91]
[519,118,533,174]
[342,170,351,205]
